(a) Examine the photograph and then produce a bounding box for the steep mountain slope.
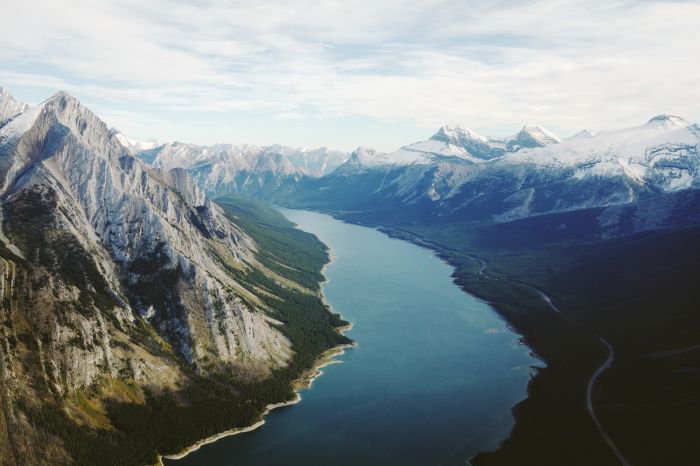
[0,91,291,372]
[0,89,348,466]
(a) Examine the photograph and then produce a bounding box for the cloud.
[1,0,699,148]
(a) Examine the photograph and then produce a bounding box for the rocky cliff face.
[0,90,297,465]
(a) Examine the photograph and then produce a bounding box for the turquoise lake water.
[166,209,538,465]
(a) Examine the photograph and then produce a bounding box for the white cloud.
[1,0,699,149]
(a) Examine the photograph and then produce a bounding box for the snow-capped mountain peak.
[505,124,561,152]
[431,125,488,144]
[419,124,504,161]
[353,146,377,159]
[569,129,598,140]
[332,146,388,175]
[645,114,690,128]
[336,146,379,170]
[112,129,158,152]
[501,114,700,196]
[0,86,30,121]
[523,124,561,142]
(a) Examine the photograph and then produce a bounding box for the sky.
[1,0,699,152]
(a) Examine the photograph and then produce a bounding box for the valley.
[2,85,699,465]
[3,0,700,463]
[0,87,350,465]
[325,212,700,466]
[133,104,700,465]
[165,207,537,466]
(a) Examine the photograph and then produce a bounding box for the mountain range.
[0,87,348,465]
[125,108,700,466]
[2,84,699,466]
[129,139,348,200]
[130,111,700,234]
[302,114,700,228]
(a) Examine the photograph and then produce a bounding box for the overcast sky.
[1,0,698,151]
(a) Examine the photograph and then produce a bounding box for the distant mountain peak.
[431,125,487,144]
[646,114,689,127]
[428,123,561,158]
[0,86,31,121]
[111,128,159,152]
[427,125,505,160]
[44,90,78,107]
[344,147,375,165]
[506,124,560,152]
[49,90,73,99]
[331,147,379,173]
[519,124,561,143]
[569,129,598,140]
[352,146,377,158]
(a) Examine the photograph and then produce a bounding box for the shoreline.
[157,339,356,465]
[348,216,615,466]
[286,208,544,465]
[156,247,354,466]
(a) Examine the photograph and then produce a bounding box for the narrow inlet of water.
[166,209,538,466]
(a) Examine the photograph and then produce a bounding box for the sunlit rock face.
[0,90,293,406]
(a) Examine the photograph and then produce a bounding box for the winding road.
[475,257,631,466]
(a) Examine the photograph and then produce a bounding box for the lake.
[166,209,539,465]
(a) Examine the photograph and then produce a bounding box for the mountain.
[4,84,698,465]
[0,88,347,465]
[0,87,30,125]
[257,116,700,466]
[0,90,290,371]
[130,113,700,233]
[428,124,561,161]
[99,105,700,466]
[568,129,598,140]
[331,124,561,169]
[270,115,700,227]
[112,130,158,152]
[130,123,564,200]
[134,141,349,198]
[132,115,700,228]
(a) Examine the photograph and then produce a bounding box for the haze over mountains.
[132,140,348,200]
[126,108,700,234]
